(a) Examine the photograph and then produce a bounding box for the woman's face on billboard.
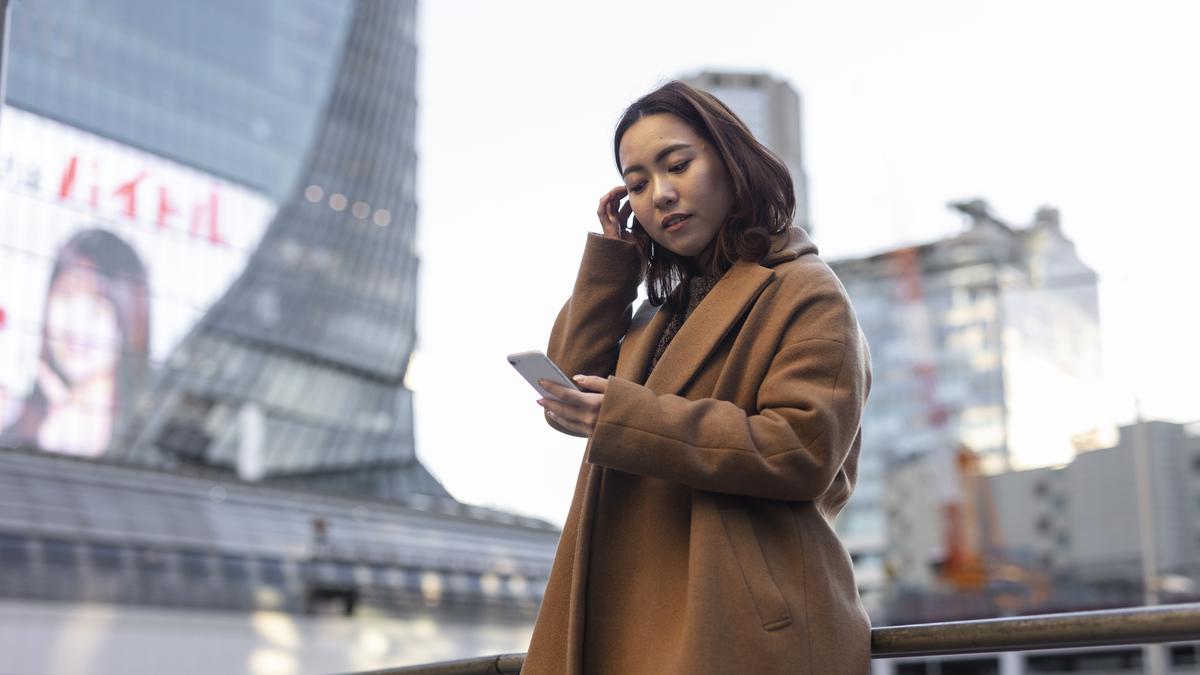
[45,264,120,384]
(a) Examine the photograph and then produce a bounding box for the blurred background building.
[0,1,557,672]
[829,199,1106,618]
[884,419,1200,622]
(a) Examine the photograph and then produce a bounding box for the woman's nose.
[653,180,678,210]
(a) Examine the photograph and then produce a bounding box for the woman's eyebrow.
[621,143,692,177]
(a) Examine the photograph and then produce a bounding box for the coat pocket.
[719,506,792,631]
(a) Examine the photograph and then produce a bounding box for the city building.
[874,421,1200,674]
[829,199,1105,618]
[683,70,812,232]
[0,447,558,673]
[884,420,1200,613]
[109,0,430,498]
[1002,420,1200,592]
[1,0,431,500]
[0,2,558,671]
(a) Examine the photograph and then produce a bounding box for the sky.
[408,0,1200,526]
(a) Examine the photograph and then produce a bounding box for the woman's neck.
[686,239,718,276]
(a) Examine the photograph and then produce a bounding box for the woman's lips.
[664,215,691,233]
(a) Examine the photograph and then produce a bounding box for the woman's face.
[45,264,120,383]
[618,113,735,260]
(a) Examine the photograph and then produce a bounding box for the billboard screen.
[0,106,276,457]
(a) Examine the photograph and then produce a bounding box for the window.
[0,534,30,567]
[1028,648,1141,672]
[1171,644,1198,667]
[370,564,392,587]
[135,547,168,577]
[179,550,210,579]
[258,557,285,586]
[332,562,355,586]
[42,539,77,567]
[942,658,999,675]
[89,543,123,572]
[219,555,247,582]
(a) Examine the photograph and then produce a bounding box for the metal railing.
[346,603,1200,675]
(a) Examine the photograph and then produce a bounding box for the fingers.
[539,378,591,406]
[544,406,591,436]
[539,396,590,435]
[538,378,604,435]
[571,374,609,393]
[538,392,602,435]
[596,186,629,239]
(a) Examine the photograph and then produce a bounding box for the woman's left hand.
[538,375,609,437]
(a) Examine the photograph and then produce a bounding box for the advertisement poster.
[0,106,276,457]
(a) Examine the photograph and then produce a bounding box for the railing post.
[870,658,894,675]
[998,651,1022,675]
[1133,405,1166,675]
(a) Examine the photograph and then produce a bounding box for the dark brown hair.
[613,80,795,308]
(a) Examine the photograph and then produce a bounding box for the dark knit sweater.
[647,274,720,375]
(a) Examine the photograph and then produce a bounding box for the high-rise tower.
[113,2,437,499]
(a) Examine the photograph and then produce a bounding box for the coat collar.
[763,225,818,267]
[617,227,816,394]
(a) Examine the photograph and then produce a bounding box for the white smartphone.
[507,350,579,401]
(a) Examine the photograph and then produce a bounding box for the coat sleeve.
[545,233,642,437]
[585,326,869,502]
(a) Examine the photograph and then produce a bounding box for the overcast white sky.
[409,0,1200,526]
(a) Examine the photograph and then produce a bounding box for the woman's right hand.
[596,186,632,240]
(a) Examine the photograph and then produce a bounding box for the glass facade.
[829,202,1104,619]
[1,0,436,499]
[0,449,556,615]
[5,0,351,201]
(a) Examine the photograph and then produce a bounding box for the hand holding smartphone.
[507,350,579,402]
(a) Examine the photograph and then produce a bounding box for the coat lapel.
[643,260,776,395]
[614,225,814,393]
[615,302,671,383]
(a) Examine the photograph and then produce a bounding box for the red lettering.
[156,186,178,228]
[113,172,146,219]
[58,155,78,199]
[191,190,223,244]
[88,161,100,208]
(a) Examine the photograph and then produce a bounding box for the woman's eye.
[628,182,646,194]
[669,160,691,173]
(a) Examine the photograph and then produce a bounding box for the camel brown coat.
[523,227,872,675]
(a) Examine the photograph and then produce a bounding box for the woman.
[1,228,150,457]
[527,81,872,674]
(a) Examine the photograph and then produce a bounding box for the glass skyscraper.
[0,3,557,670]
[2,0,438,499]
[5,0,352,202]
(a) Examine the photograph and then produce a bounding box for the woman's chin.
[661,240,703,259]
